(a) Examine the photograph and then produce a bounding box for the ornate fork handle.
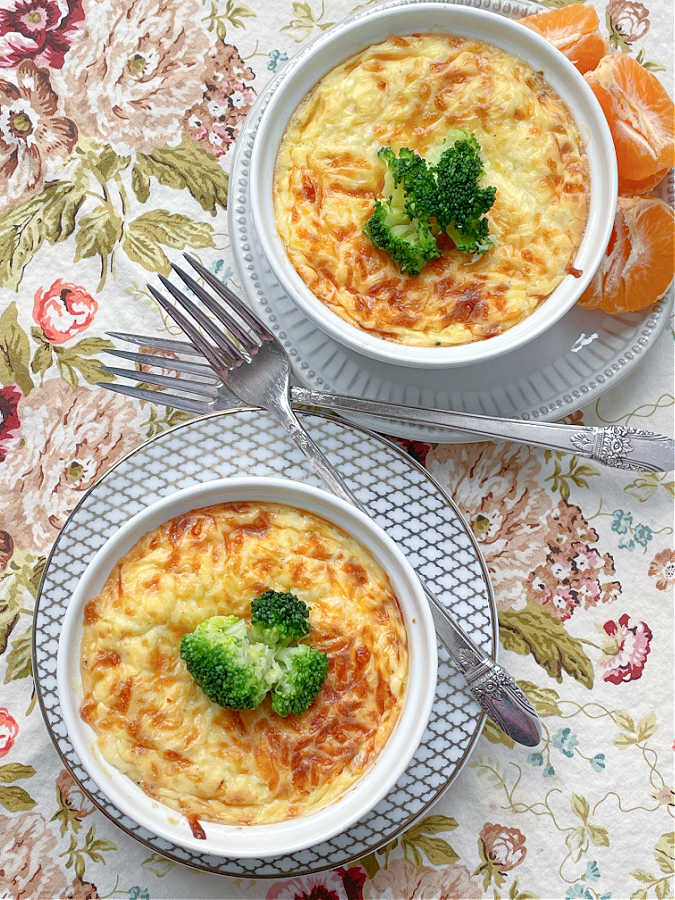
[457,651,540,746]
[568,426,675,472]
[429,604,541,746]
[292,388,675,474]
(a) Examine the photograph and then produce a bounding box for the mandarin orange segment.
[619,165,671,196]
[520,5,607,74]
[585,53,675,181]
[568,31,609,74]
[578,196,674,313]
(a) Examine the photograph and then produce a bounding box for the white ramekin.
[57,476,437,858]
[249,0,617,369]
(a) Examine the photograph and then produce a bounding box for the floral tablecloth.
[0,0,673,897]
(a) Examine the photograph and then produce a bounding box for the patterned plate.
[34,409,496,878]
[228,0,673,444]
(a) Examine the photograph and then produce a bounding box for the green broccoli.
[250,590,311,649]
[434,134,497,254]
[378,146,438,223]
[364,187,440,277]
[423,127,473,167]
[363,130,496,272]
[271,644,330,717]
[181,595,330,716]
[180,615,280,710]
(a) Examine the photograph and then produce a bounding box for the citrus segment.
[585,53,675,181]
[578,195,674,313]
[569,32,610,74]
[520,5,607,74]
[619,165,670,196]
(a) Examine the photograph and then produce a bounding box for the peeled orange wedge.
[519,14,674,315]
[585,53,675,184]
[618,165,671,197]
[520,5,607,74]
[578,196,674,313]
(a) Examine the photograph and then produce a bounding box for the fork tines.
[146,254,268,369]
[100,254,270,411]
[102,332,219,407]
[104,346,215,378]
[99,253,274,412]
[99,379,213,414]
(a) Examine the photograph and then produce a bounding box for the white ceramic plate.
[57,477,437,858]
[248,0,617,368]
[229,0,672,442]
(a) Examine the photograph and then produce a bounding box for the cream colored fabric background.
[0,0,672,897]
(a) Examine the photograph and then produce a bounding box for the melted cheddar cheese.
[274,33,589,346]
[80,502,408,827]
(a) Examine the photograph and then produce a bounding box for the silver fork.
[101,260,674,473]
[99,253,542,747]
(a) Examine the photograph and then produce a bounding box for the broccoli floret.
[364,131,497,271]
[434,136,497,254]
[378,146,438,223]
[271,644,330,717]
[180,615,280,710]
[364,187,440,277]
[250,590,310,649]
[423,127,471,166]
[181,605,330,716]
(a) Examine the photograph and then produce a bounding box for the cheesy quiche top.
[80,502,408,828]
[273,33,590,346]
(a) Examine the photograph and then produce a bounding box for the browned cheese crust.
[274,33,589,346]
[80,502,408,825]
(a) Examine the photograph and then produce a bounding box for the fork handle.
[292,388,675,473]
[278,404,356,498]
[271,397,542,747]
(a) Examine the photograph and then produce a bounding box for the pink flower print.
[0,708,19,756]
[33,279,97,343]
[550,585,577,621]
[428,442,552,612]
[599,613,652,684]
[607,0,650,43]
[479,822,527,871]
[182,41,255,159]
[55,0,209,154]
[0,0,84,69]
[572,545,603,573]
[0,59,77,211]
[267,871,349,900]
[575,577,602,608]
[550,555,572,581]
[648,549,675,591]
[528,501,622,621]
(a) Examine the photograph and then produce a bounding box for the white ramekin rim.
[249,0,618,368]
[57,476,437,858]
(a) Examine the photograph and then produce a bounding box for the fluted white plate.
[229,0,673,443]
